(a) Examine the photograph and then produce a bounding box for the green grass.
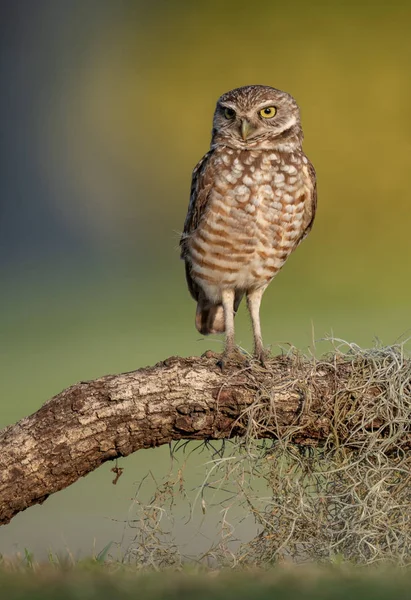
[1,564,411,600]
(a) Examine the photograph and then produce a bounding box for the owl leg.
[221,288,235,356]
[217,289,247,370]
[247,286,268,363]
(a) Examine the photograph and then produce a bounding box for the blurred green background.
[0,0,410,558]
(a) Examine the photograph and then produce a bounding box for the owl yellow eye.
[224,107,236,119]
[260,106,277,118]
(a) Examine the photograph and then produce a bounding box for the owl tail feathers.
[195,303,225,335]
[195,292,244,335]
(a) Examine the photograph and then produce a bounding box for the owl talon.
[254,348,270,367]
[217,348,247,372]
[202,350,221,360]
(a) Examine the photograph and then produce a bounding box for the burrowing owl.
[180,85,316,364]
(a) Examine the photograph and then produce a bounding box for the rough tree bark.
[0,352,406,527]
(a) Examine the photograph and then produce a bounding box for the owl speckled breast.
[187,146,310,300]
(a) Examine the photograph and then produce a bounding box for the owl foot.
[253,347,270,368]
[217,347,247,373]
[202,350,221,361]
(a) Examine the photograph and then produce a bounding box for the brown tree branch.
[0,351,409,526]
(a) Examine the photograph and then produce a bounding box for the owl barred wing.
[295,159,317,247]
[180,150,215,301]
[180,150,215,258]
[304,160,318,235]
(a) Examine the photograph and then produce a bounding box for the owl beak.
[241,119,256,141]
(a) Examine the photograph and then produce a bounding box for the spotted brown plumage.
[180,85,317,363]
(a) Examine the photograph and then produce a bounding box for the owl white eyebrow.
[257,102,278,110]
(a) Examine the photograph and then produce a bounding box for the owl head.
[211,85,303,151]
